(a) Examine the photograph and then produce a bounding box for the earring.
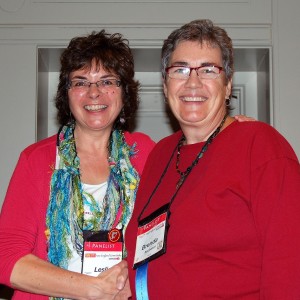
[119,108,126,124]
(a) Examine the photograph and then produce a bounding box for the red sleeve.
[0,153,40,286]
[251,153,300,297]
[124,131,156,176]
[0,139,54,287]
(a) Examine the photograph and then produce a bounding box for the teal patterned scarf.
[46,123,139,292]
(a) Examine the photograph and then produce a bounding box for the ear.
[163,79,168,99]
[225,79,232,99]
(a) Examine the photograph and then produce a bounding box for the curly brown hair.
[55,30,139,130]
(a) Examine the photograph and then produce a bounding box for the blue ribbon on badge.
[135,262,149,300]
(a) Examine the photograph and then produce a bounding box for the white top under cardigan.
[67,182,108,273]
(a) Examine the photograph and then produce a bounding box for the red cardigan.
[0,131,155,300]
[126,121,300,299]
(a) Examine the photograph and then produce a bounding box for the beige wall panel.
[0,0,271,25]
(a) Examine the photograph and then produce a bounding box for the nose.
[185,69,203,87]
[88,84,100,98]
[87,83,106,97]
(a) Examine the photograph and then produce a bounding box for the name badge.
[82,229,123,277]
[133,203,170,269]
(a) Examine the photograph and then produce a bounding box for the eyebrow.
[70,74,119,80]
[70,75,87,80]
[170,61,219,67]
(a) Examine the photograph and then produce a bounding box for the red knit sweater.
[0,131,155,300]
[126,121,300,299]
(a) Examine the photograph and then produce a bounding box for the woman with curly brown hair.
[0,30,155,300]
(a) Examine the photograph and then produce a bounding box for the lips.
[180,96,208,102]
[84,104,108,111]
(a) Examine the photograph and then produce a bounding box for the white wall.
[0,44,37,207]
[272,0,300,155]
[0,0,299,212]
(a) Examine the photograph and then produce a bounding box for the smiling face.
[68,60,123,134]
[163,40,232,141]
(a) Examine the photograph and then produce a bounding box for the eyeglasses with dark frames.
[68,78,121,91]
[165,65,223,80]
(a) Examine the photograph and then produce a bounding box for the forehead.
[70,61,116,77]
[170,40,223,66]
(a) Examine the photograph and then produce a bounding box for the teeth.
[84,104,107,111]
[181,96,207,102]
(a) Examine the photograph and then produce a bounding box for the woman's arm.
[234,115,256,122]
[11,254,130,300]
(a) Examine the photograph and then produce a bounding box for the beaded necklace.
[138,114,228,224]
[176,114,228,189]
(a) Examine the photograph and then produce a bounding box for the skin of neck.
[181,110,235,145]
[73,125,112,156]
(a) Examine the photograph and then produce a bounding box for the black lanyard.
[137,114,228,223]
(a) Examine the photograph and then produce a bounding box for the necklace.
[176,114,228,189]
